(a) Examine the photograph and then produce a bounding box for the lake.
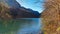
[0,18,42,34]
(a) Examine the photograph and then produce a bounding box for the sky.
[16,0,44,13]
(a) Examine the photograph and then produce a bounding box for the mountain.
[0,0,21,8]
[0,0,40,19]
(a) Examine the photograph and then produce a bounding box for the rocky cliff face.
[0,0,40,19]
[41,0,60,34]
[0,0,21,8]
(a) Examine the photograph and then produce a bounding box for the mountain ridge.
[0,0,40,19]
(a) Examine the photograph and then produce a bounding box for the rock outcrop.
[0,0,40,19]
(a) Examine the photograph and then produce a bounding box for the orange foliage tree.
[41,0,60,34]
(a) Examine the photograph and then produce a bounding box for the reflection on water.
[0,18,41,34]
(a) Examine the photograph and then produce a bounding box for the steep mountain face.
[16,7,40,18]
[0,0,21,8]
[0,4,12,19]
[0,0,40,19]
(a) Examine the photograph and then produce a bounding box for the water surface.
[0,18,41,34]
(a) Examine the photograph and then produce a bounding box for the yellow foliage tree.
[41,0,60,34]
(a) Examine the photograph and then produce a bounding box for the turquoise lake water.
[0,18,42,34]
